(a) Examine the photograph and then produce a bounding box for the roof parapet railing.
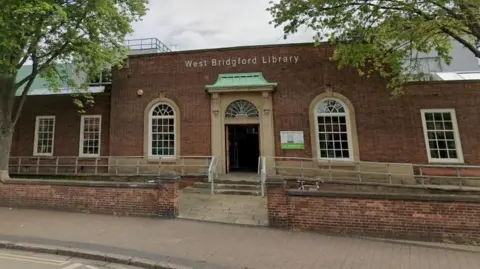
[125,38,172,53]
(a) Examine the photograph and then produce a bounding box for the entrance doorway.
[226,124,260,172]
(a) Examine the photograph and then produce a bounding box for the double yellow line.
[0,251,70,266]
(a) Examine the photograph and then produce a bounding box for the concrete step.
[193,182,260,190]
[183,186,261,196]
[202,179,261,185]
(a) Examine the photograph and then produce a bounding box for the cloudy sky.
[128,0,315,51]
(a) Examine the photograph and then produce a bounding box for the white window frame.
[33,115,56,156]
[420,108,464,163]
[314,98,353,161]
[148,103,176,158]
[79,115,102,158]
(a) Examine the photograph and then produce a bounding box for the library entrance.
[206,72,277,174]
[226,124,259,172]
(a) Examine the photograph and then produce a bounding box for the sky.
[128,0,315,51]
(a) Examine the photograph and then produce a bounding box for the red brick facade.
[11,94,110,157]
[10,43,480,165]
[267,180,480,244]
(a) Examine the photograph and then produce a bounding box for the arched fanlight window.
[225,100,259,118]
[149,103,175,156]
[315,99,352,160]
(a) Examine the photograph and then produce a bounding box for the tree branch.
[12,52,39,127]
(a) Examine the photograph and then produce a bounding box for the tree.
[268,0,480,94]
[0,0,148,182]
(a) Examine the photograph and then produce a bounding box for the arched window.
[315,99,352,160]
[225,100,259,118]
[149,103,175,157]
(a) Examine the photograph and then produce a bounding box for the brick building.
[10,41,480,175]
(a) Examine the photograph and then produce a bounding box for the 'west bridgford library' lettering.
[184,55,300,68]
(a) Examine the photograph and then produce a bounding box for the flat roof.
[127,41,322,58]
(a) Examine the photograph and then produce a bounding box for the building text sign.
[185,55,300,68]
[280,131,305,150]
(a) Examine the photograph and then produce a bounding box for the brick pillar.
[266,176,289,228]
[157,176,179,218]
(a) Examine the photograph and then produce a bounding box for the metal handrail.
[260,156,267,197]
[208,156,218,195]
[8,156,214,177]
[262,156,480,189]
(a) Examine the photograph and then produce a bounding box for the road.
[0,249,141,269]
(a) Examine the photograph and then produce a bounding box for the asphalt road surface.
[0,249,142,269]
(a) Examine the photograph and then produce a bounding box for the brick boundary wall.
[0,178,180,218]
[267,177,480,245]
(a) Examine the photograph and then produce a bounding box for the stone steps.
[183,175,262,196]
[193,182,260,190]
[183,186,261,196]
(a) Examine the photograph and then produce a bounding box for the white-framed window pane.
[80,116,101,156]
[150,104,175,156]
[35,116,55,155]
[318,115,350,159]
[422,110,462,162]
[316,99,351,160]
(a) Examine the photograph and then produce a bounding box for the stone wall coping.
[2,178,174,189]
[286,189,480,203]
[265,176,285,186]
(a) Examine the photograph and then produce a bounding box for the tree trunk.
[0,73,16,182]
[0,127,13,182]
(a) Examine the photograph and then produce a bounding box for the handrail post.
[356,162,361,182]
[456,167,461,188]
[181,157,185,175]
[328,160,332,181]
[260,156,266,197]
[387,163,392,184]
[36,157,40,175]
[115,157,118,175]
[419,166,424,186]
[17,157,21,174]
[208,156,216,195]
[75,157,78,175]
[300,160,304,179]
[95,158,99,175]
[136,158,140,175]
[55,157,59,175]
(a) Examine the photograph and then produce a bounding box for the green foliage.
[268,0,480,96]
[0,0,148,116]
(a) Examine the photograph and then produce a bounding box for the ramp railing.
[262,156,480,189]
[8,156,215,177]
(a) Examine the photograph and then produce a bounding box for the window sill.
[32,155,54,158]
[427,160,465,165]
[147,156,177,163]
[315,159,356,168]
[78,156,101,160]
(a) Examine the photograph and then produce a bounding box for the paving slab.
[178,191,268,226]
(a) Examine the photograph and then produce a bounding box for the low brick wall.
[267,178,480,244]
[0,178,179,217]
[178,176,205,189]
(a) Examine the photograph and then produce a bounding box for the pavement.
[1,207,480,269]
[178,192,268,226]
[0,248,142,269]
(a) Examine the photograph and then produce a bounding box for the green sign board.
[280,131,305,150]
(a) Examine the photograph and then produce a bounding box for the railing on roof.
[263,156,480,190]
[8,156,217,177]
[126,38,172,54]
